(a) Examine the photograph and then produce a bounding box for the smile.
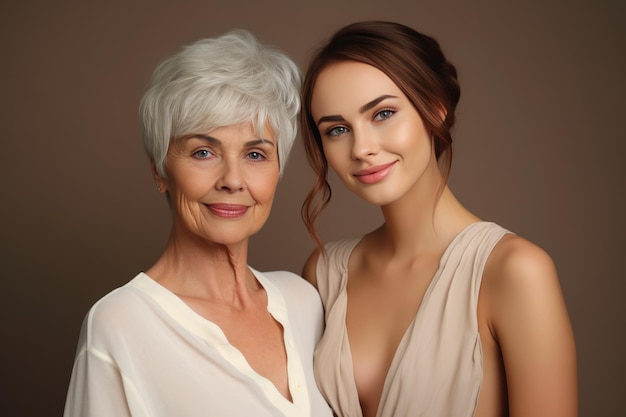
[353,161,397,184]
[206,204,249,218]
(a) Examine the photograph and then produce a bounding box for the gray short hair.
[140,30,301,177]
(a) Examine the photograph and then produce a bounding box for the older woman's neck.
[146,234,261,306]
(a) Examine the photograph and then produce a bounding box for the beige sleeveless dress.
[313,221,510,417]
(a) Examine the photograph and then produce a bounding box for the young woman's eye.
[247,151,266,161]
[192,149,213,159]
[374,109,395,121]
[326,126,349,137]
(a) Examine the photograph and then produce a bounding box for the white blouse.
[64,270,332,417]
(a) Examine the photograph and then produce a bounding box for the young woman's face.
[157,122,280,246]
[310,61,438,207]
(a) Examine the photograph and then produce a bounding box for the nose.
[215,160,245,192]
[351,128,380,160]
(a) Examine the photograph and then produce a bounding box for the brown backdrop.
[1,0,624,415]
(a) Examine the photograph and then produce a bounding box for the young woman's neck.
[378,168,478,258]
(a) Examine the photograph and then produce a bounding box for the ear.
[150,160,167,194]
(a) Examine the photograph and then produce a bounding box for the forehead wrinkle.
[193,134,221,144]
[183,133,275,150]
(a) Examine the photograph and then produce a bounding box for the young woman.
[300,21,577,417]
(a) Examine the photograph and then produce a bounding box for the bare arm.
[483,236,578,417]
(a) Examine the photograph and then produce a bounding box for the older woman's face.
[158,122,280,246]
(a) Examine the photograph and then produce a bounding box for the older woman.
[63,30,332,417]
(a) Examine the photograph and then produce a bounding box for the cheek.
[392,123,432,154]
[258,182,278,203]
[322,141,349,173]
[169,171,210,199]
[248,170,280,203]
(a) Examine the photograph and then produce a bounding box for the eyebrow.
[192,135,275,147]
[244,138,275,147]
[316,94,398,126]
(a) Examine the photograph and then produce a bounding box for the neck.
[146,226,258,306]
[377,162,478,259]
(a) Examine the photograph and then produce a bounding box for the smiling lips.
[206,204,249,218]
[353,161,397,184]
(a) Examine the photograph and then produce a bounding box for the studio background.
[1,0,623,415]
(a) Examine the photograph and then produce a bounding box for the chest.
[184,298,292,401]
[344,262,439,413]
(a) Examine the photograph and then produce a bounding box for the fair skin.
[304,62,577,417]
[148,122,293,401]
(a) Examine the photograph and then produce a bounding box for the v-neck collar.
[129,268,312,417]
[339,221,485,417]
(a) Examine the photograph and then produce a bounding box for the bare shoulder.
[483,234,558,293]
[481,233,568,339]
[302,247,322,289]
[481,234,578,416]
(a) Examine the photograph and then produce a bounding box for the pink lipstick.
[353,161,396,184]
[206,204,249,218]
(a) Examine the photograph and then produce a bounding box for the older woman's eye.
[193,149,212,159]
[247,151,266,161]
[374,109,395,121]
[326,126,349,137]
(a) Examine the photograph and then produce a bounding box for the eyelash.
[246,151,266,161]
[374,108,395,121]
[192,149,213,159]
[324,108,396,137]
[192,149,267,162]
[326,126,349,137]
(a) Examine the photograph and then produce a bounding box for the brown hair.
[300,21,461,249]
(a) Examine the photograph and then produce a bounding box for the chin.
[205,235,251,247]
[351,189,398,206]
[192,227,257,248]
